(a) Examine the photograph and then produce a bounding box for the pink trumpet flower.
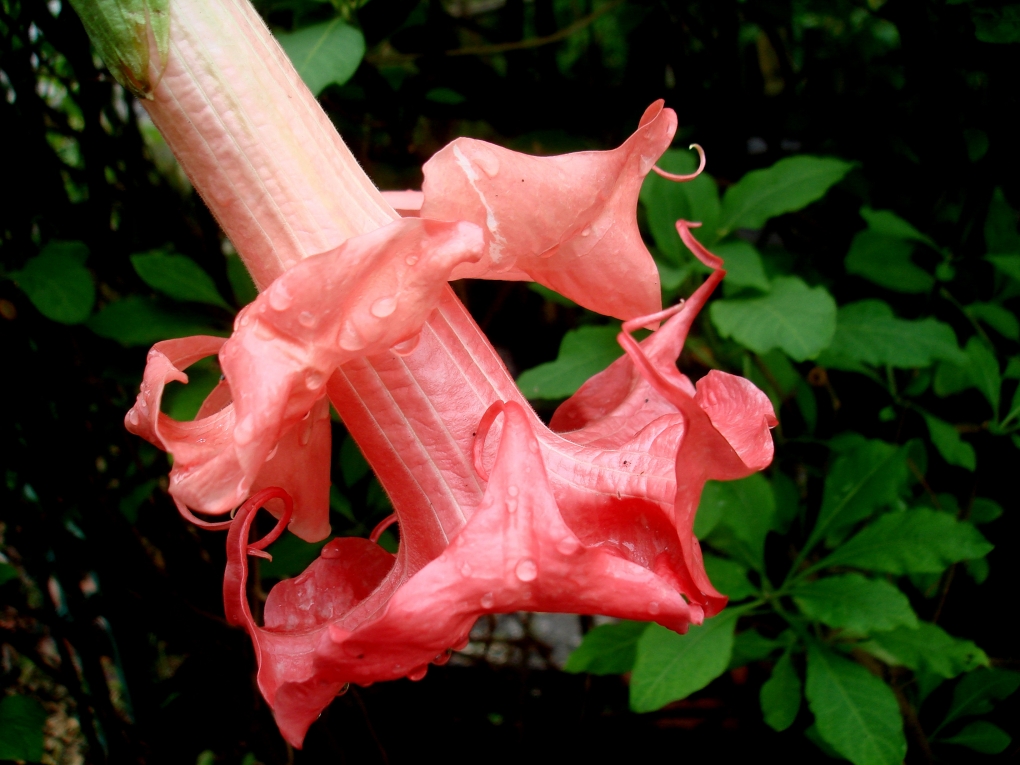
[108,0,776,747]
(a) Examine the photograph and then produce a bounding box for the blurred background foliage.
[2,0,1019,762]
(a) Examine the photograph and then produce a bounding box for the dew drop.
[321,542,342,560]
[648,601,661,615]
[408,665,428,682]
[338,322,367,351]
[264,444,278,462]
[507,485,519,497]
[299,421,313,446]
[371,296,397,318]
[269,282,293,311]
[197,437,206,444]
[515,558,537,582]
[480,592,495,608]
[237,479,250,497]
[305,370,325,389]
[127,410,139,425]
[391,334,421,357]
[234,415,255,445]
[336,683,350,697]
[405,254,419,266]
[506,498,517,514]
[460,563,472,577]
[474,148,501,177]
[298,310,316,327]
[581,226,591,237]
[556,536,580,556]
[239,314,250,327]
[433,649,453,666]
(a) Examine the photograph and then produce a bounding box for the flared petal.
[419,101,678,320]
[226,401,695,747]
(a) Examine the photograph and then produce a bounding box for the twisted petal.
[419,101,678,320]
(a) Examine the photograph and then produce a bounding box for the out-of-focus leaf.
[88,296,225,346]
[640,146,720,259]
[425,87,466,104]
[718,156,853,235]
[973,5,1020,43]
[922,413,977,470]
[729,628,790,669]
[940,668,1020,729]
[261,531,330,580]
[226,252,258,306]
[845,231,934,293]
[820,300,964,370]
[276,19,365,96]
[0,694,47,763]
[807,438,906,551]
[10,241,95,324]
[792,573,918,633]
[987,254,1020,282]
[942,721,1011,753]
[761,650,801,731]
[161,357,221,422]
[339,435,370,487]
[528,282,576,307]
[984,188,1020,251]
[516,325,622,399]
[805,642,906,765]
[966,301,1020,340]
[964,337,1001,412]
[700,474,775,572]
[860,206,937,249]
[714,240,770,292]
[630,609,740,712]
[564,620,648,675]
[933,360,973,397]
[66,0,169,97]
[860,622,988,679]
[702,554,757,600]
[131,250,230,308]
[970,498,1003,525]
[118,479,158,524]
[330,485,356,523]
[0,562,18,587]
[710,276,836,361]
[816,508,991,575]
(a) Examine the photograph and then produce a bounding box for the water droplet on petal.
[269,282,293,311]
[264,444,278,462]
[237,479,250,497]
[507,485,519,497]
[480,592,494,608]
[299,420,313,446]
[581,226,591,237]
[648,601,661,615]
[338,322,366,351]
[433,649,453,666]
[234,415,255,445]
[515,558,537,582]
[321,542,342,560]
[239,314,250,327]
[298,310,316,327]
[408,665,428,681]
[197,437,206,444]
[391,334,421,356]
[336,683,350,696]
[460,563,472,577]
[556,537,580,556]
[506,498,517,514]
[405,254,419,266]
[305,370,325,389]
[371,296,397,318]
[127,410,139,425]
[474,147,500,177]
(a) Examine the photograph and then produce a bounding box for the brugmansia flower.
[77,0,776,746]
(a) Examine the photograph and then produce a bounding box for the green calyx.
[68,0,170,99]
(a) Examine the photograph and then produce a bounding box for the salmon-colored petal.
[694,370,777,474]
[419,101,678,320]
[380,190,423,217]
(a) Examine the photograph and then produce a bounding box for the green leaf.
[984,188,1020,251]
[970,497,1003,525]
[718,156,853,235]
[807,438,906,552]
[987,254,1020,282]
[131,250,230,308]
[703,554,757,600]
[820,300,964,370]
[0,562,18,587]
[922,413,977,470]
[816,508,991,575]
[528,282,576,307]
[0,694,47,763]
[792,573,918,633]
[276,19,366,96]
[729,628,790,669]
[966,301,1020,340]
[118,478,158,524]
[161,358,221,422]
[933,359,974,397]
[10,241,95,324]
[860,206,938,249]
[941,668,1020,729]
[861,622,988,679]
[710,276,836,361]
[973,5,1020,43]
[964,337,1001,412]
[88,296,225,346]
[805,642,907,765]
[516,325,622,399]
[261,532,330,580]
[226,252,258,306]
[630,609,740,713]
[639,147,720,259]
[715,240,770,292]
[564,620,648,675]
[66,0,169,98]
[425,87,466,105]
[942,721,1011,753]
[699,474,775,571]
[845,231,934,293]
[339,435,370,487]
[761,650,802,731]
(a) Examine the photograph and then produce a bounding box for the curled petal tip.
[651,143,706,183]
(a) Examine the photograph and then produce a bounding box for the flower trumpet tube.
[75,0,778,747]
